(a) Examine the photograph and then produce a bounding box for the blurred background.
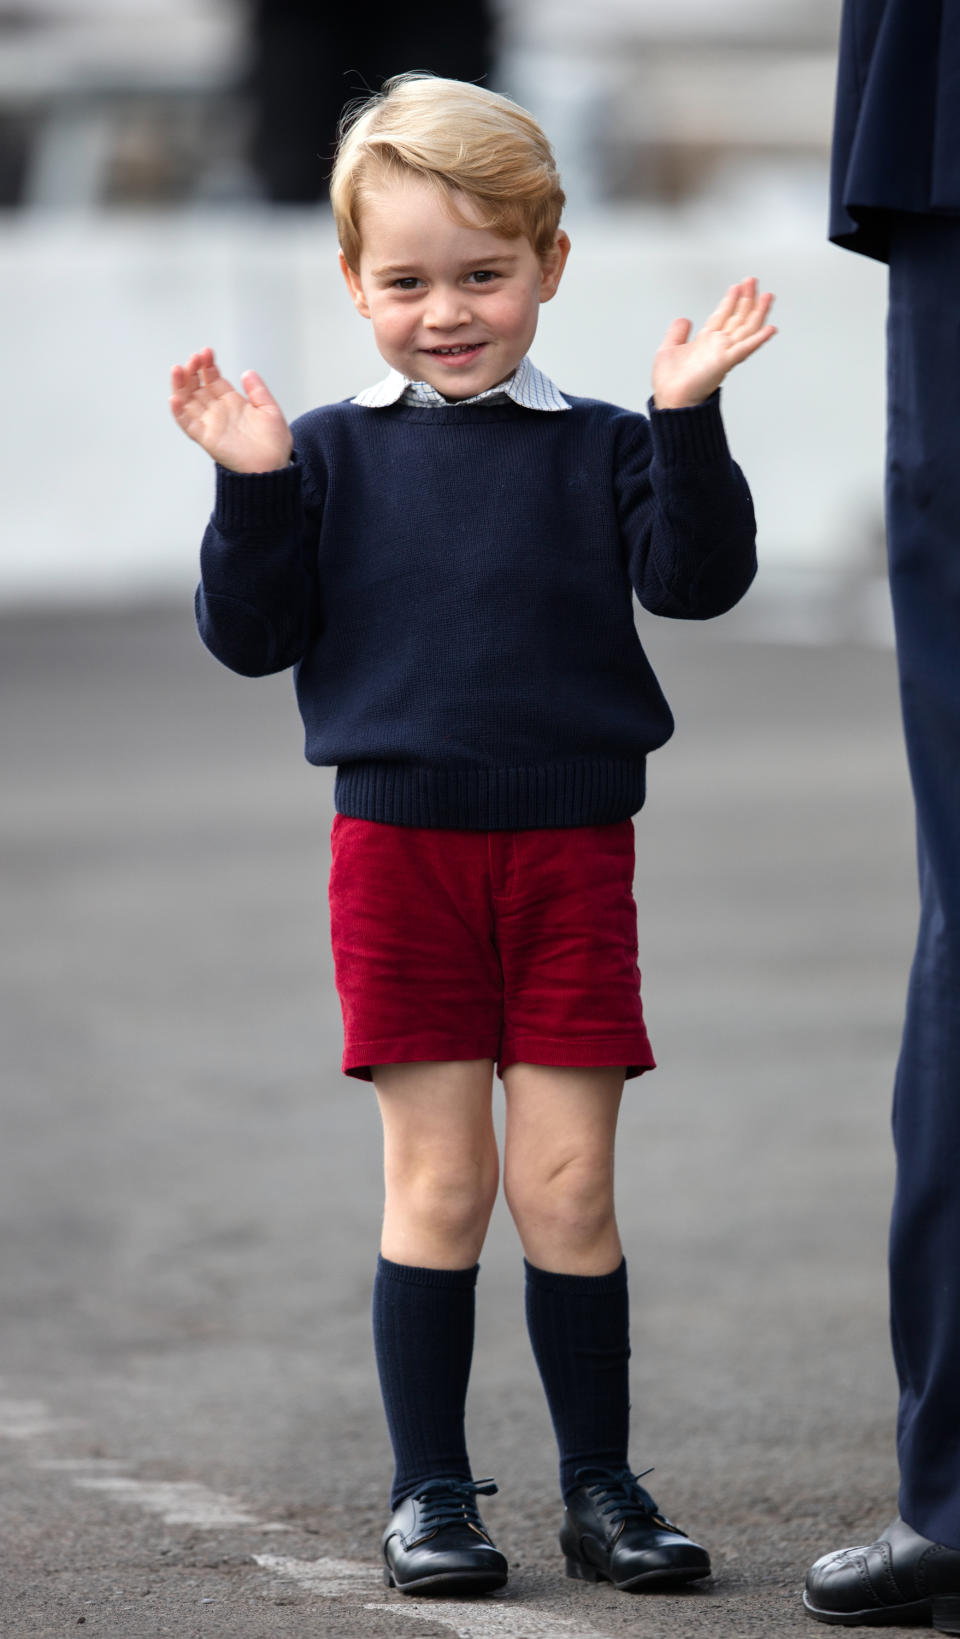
[0,0,887,634]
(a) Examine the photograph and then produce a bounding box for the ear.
[539,230,571,305]
[339,248,371,319]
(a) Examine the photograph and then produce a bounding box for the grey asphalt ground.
[1,599,918,1638]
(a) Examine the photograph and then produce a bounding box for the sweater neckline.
[360,400,540,424]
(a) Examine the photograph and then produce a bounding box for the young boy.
[170,73,775,1599]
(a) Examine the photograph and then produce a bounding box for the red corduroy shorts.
[328,813,655,1083]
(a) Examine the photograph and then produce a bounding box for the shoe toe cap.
[614,1532,711,1585]
[385,1527,507,1589]
[805,1546,878,1615]
[640,1540,710,1571]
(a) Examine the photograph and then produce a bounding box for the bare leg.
[373,1058,499,1268]
[502,1062,624,1274]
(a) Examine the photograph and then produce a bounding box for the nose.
[423,284,471,331]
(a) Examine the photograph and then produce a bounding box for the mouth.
[422,342,487,364]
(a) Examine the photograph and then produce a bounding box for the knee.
[387,1148,500,1244]
[504,1153,615,1254]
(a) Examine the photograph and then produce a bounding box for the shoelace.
[412,1477,498,1534]
[573,1466,674,1530]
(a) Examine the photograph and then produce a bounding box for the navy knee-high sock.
[372,1254,478,1509]
[524,1257,631,1501]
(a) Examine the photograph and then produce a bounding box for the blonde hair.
[331,73,565,270]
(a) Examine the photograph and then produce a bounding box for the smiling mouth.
[425,343,485,355]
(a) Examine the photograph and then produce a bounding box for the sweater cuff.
[646,388,729,466]
[213,460,303,533]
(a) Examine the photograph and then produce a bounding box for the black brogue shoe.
[804,1515,960,1631]
[560,1467,711,1591]
[382,1477,508,1595]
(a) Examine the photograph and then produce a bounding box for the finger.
[702,282,744,333]
[174,349,212,399]
[731,276,758,328]
[728,324,778,363]
[727,289,774,339]
[732,292,776,343]
[660,317,693,348]
[240,369,281,410]
[169,361,201,415]
[171,347,232,423]
[193,346,224,391]
[174,357,197,394]
[169,393,202,431]
[193,350,238,401]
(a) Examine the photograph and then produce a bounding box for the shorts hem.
[342,1035,500,1082]
[498,1036,655,1082]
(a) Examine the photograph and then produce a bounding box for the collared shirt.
[352,354,570,412]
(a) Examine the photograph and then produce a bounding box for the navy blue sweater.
[196,391,757,828]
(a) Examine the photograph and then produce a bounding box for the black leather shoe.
[559,1467,711,1591]
[382,1477,508,1595]
[804,1516,960,1631]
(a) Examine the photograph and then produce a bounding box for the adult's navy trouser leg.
[886,215,960,1551]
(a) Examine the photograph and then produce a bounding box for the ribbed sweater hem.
[332,758,647,829]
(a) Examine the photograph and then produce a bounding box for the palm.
[169,347,292,473]
[652,277,776,410]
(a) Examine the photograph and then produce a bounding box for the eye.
[467,270,500,285]
[392,277,422,291]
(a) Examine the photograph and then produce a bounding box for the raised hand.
[652,277,776,410]
[169,347,293,473]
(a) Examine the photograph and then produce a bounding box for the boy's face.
[340,172,569,398]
